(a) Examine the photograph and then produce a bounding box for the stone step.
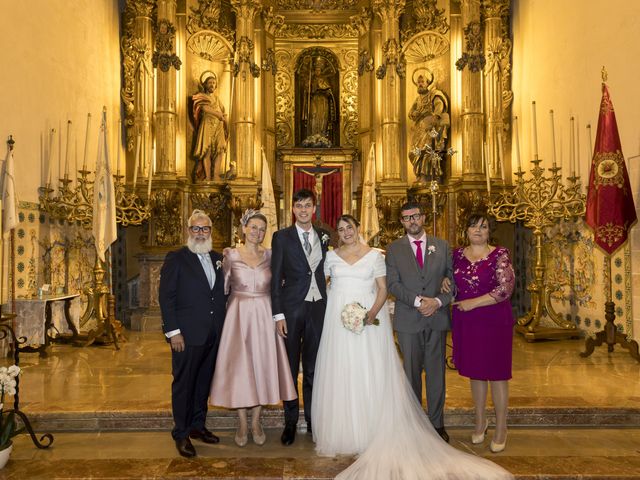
[25,405,640,432]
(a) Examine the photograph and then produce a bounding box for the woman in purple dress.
[451,214,515,453]
[210,210,296,447]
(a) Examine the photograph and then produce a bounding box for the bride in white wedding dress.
[311,215,513,480]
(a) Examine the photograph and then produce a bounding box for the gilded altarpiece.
[113,0,634,340]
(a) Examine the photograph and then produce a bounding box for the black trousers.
[283,299,326,426]
[171,341,218,440]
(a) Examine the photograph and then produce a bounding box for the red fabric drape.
[293,167,342,229]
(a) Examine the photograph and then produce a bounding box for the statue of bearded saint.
[192,71,228,182]
[408,73,450,184]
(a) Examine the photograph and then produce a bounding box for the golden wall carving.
[276,0,358,10]
[274,23,359,39]
[150,190,182,246]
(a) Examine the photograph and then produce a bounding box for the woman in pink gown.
[210,210,296,446]
[451,214,515,453]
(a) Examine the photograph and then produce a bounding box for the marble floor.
[2,331,640,478]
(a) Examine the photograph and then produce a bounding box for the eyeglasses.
[189,225,212,234]
[401,213,423,222]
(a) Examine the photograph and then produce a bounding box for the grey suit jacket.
[386,234,453,334]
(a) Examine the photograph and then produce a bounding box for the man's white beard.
[187,236,213,254]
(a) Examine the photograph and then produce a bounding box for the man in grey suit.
[386,201,453,442]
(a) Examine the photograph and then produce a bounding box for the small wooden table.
[14,294,80,357]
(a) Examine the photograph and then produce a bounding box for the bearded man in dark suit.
[159,209,226,457]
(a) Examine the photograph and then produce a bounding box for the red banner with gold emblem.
[585,83,637,254]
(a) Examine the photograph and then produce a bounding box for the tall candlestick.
[484,142,491,195]
[64,120,72,177]
[133,133,141,189]
[47,128,55,186]
[514,116,522,171]
[82,113,91,171]
[549,110,557,167]
[531,101,539,159]
[116,118,121,177]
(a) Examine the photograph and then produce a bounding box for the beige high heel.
[471,418,489,444]
[234,428,248,447]
[490,433,507,453]
[252,423,266,446]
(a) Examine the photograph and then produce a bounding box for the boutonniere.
[321,233,330,246]
[427,245,436,255]
[216,260,223,270]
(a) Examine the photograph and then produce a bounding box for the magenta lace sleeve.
[488,248,515,302]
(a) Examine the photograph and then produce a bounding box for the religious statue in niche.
[295,51,340,148]
[191,71,228,182]
[408,69,450,184]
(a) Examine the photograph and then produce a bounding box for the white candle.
[116,118,121,177]
[531,101,539,159]
[497,131,505,182]
[570,117,576,176]
[147,144,154,199]
[47,128,55,185]
[575,119,581,178]
[74,135,78,182]
[83,113,91,171]
[484,142,491,195]
[514,116,522,171]
[549,110,557,167]
[587,124,593,162]
[65,120,72,177]
[58,123,62,181]
[567,117,576,174]
[133,133,141,189]
[40,132,44,186]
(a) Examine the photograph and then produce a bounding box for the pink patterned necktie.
[414,240,424,269]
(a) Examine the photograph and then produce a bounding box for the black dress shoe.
[175,438,196,457]
[436,427,450,443]
[281,424,296,446]
[306,422,312,435]
[189,427,220,444]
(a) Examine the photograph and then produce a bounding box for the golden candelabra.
[488,158,586,341]
[38,170,151,348]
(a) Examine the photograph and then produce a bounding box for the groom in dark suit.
[386,202,453,442]
[271,188,329,445]
[159,209,226,457]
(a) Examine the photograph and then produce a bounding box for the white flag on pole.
[1,145,18,235]
[360,143,380,243]
[92,109,117,263]
[260,148,278,248]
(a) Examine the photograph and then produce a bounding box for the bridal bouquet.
[341,302,379,334]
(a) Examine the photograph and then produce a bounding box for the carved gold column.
[373,0,405,183]
[230,0,261,181]
[132,0,154,178]
[154,0,180,176]
[459,0,483,178]
[372,0,407,248]
[483,0,511,185]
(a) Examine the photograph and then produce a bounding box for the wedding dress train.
[312,249,513,479]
